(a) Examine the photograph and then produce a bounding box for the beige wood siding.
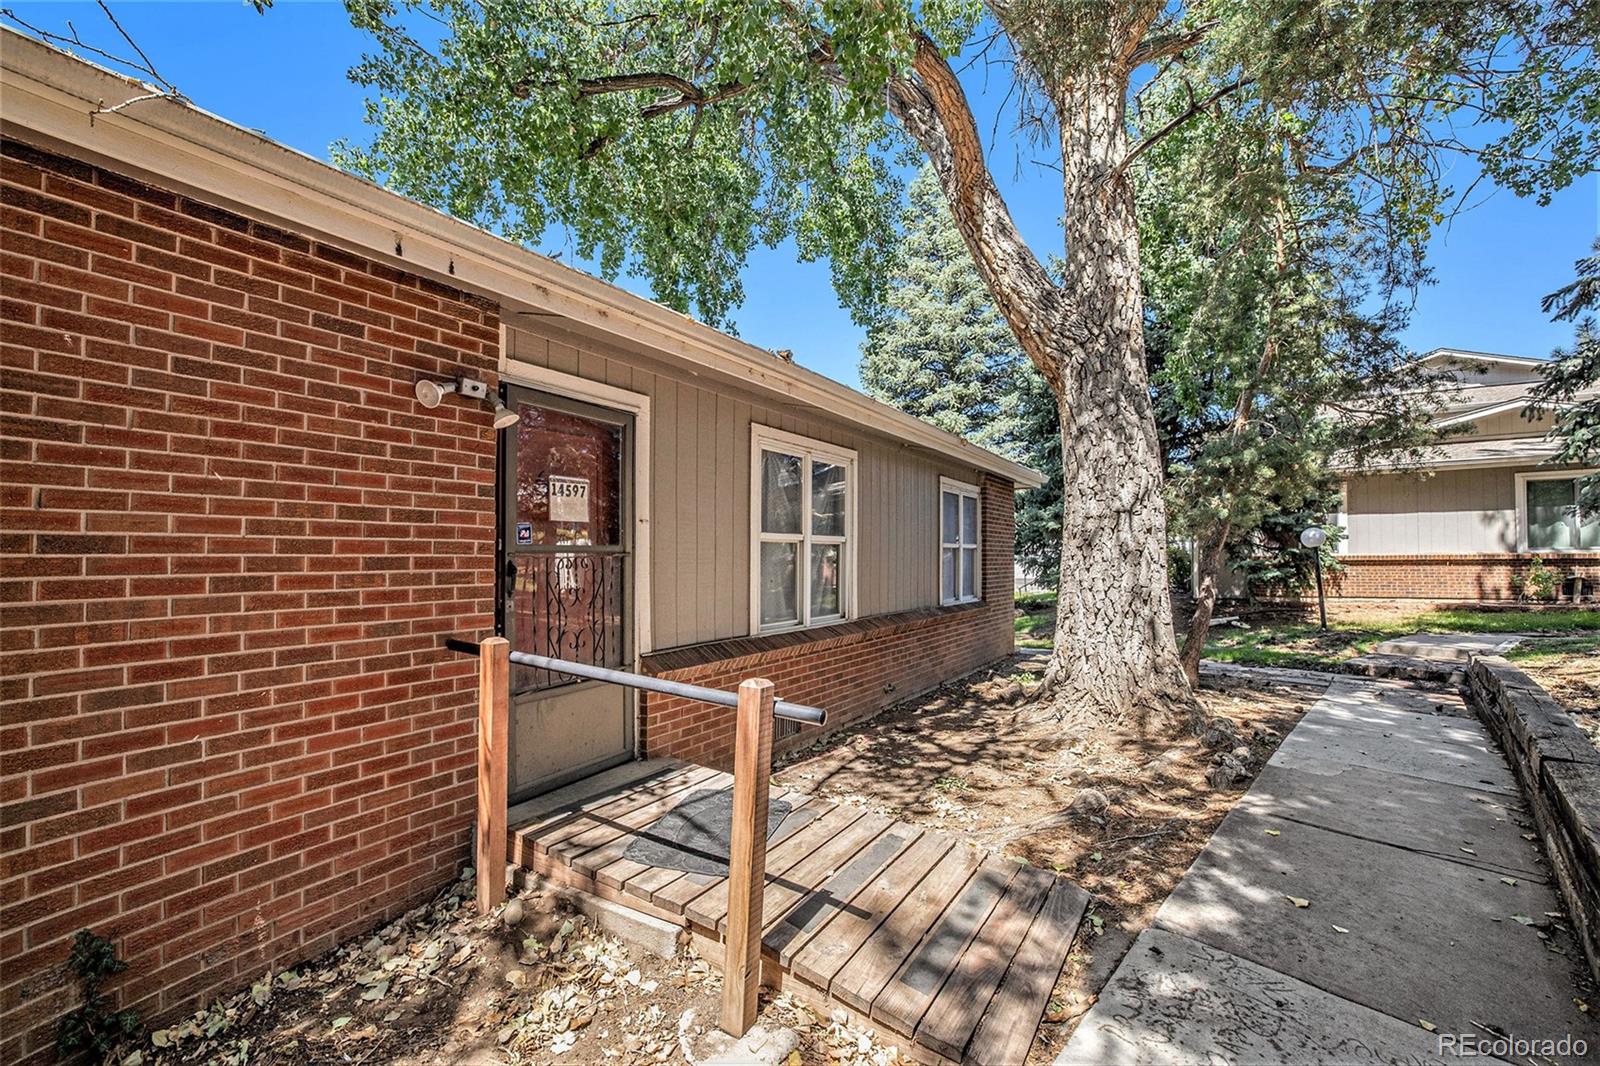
[1344,467,1519,554]
[1466,408,1556,441]
[506,323,993,650]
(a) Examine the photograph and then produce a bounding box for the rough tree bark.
[885,32,1194,726]
[1179,522,1230,685]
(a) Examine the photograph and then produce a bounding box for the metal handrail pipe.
[444,637,827,726]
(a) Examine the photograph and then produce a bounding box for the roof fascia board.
[0,31,1044,490]
[1418,348,1547,368]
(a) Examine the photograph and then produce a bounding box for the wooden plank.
[681,800,864,927]
[727,812,894,936]
[510,761,702,857]
[610,788,820,902]
[554,765,724,870]
[965,879,1090,1066]
[643,794,839,916]
[476,637,509,914]
[870,857,1018,1036]
[913,865,1055,1060]
[827,840,980,1014]
[721,677,775,1037]
[767,826,921,966]
[527,764,712,858]
[507,758,682,831]
[789,831,952,990]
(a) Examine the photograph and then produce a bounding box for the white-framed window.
[1516,469,1600,552]
[939,477,982,605]
[751,425,857,633]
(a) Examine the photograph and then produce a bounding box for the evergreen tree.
[861,169,1027,453]
[1531,239,1600,495]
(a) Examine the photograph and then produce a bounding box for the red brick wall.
[0,139,498,1063]
[1327,554,1600,601]
[640,475,1017,766]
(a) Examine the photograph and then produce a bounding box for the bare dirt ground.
[129,659,1316,1066]
[772,656,1317,1063]
[135,870,903,1066]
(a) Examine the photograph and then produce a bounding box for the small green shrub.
[1014,591,1057,612]
[56,930,142,1061]
[1523,556,1559,602]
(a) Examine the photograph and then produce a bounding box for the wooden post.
[476,636,509,914]
[720,677,775,1037]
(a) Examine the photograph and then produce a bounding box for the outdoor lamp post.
[1300,526,1329,631]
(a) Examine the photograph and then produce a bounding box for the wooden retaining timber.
[504,759,1088,1064]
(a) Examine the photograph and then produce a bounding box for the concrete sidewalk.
[1058,677,1599,1066]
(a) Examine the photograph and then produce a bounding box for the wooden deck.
[505,759,1089,1065]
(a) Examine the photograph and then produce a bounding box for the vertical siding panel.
[653,378,678,649]
[734,398,752,634]
[676,384,700,642]
[696,389,718,641]
[547,339,579,375]
[715,392,738,638]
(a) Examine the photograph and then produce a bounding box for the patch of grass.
[1198,607,1600,669]
[1415,608,1600,634]
[1506,632,1600,663]
[932,774,971,794]
[1014,612,1052,636]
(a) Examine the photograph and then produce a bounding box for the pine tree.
[861,168,1061,583]
[861,169,1025,453]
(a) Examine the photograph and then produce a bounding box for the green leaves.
[336,0,920,327]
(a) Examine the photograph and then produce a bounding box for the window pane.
[962,496,978,546]
[942,491,960,546]
[941,547,957,602]
[1581,476,1600,550]
[810,543,842,618]
[760,541,799,626]
[812,461,846,536]
[513,402,623,547]
[961,547,977,599]
[1527,478,1576,550]
[761,451,803,535]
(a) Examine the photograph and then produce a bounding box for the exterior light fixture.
[491,401,518,430]
[414,375,496,420]
[414,377,457,408]
[1299,526,1329,631]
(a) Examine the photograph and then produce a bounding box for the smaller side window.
[940,478,981,605]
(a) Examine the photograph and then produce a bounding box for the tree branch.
[1127,20,1216,68]
[882,34,1078,388]
[1110,78,1250,182]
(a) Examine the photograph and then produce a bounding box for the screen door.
[501,386,634,801]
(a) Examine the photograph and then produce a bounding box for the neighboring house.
[1331,348,1599,600]
[0,34,1039,1063]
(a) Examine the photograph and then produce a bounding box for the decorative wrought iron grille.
[508,551,625,694]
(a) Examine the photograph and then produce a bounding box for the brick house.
[0,32,1039,1060]
[1330,349,1599,601]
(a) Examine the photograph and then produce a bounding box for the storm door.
[501,386,633,801]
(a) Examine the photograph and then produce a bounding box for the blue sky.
[8,0,1595,390]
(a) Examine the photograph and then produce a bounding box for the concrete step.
[1342,652,1465,686]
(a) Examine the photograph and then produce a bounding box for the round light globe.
[1299,526,1328,549]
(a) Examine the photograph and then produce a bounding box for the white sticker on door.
[548,475,591,524]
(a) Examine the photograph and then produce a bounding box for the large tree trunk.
[1040,67,1192,722]
[886,39,1193,727]
[1179,522,1232,685]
